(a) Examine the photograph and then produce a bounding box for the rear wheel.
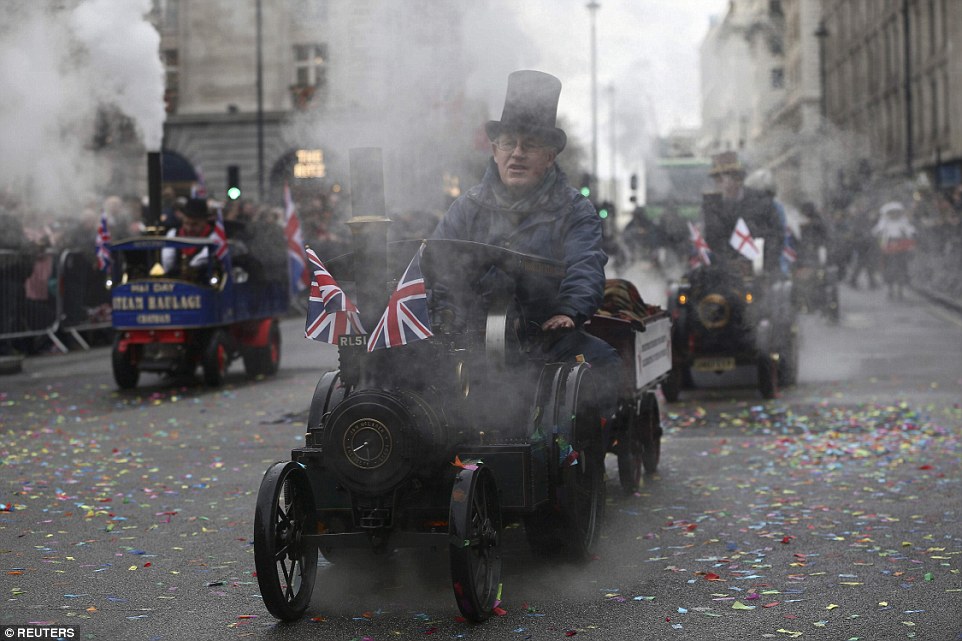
[243,320,281,378]
[758,354,779,400]
[638,392,662,475]
[661,365,682,403]
[253,461,318,621]
[449,464,502,622]
[202,330,229,386]
[111,336,140,390]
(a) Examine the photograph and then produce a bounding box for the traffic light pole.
[587,2,599,198]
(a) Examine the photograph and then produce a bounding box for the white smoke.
[0,0,164,215]
[71,0,165,151]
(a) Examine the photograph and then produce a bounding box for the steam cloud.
[0,0,164,215]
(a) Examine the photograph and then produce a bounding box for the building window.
[163,48,179,113]
[292,43,328,109]
[771,67,784,89]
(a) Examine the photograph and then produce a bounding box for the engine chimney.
[346,148,391,332]
[146,151,163,230]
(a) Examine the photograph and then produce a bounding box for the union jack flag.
[367,245,433,352]
[284,183,310,294]
[95,213,111,271]
[304,246,365,343]
[687,220,711,267]
[781,228,797,270]
[211,205,230,269]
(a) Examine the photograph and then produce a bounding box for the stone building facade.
[152,0,478,211]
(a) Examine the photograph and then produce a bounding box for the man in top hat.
[701,151,784,274]
[430,69,619,378]
[161,197,214,275]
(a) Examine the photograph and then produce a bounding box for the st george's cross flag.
[367,245,433,352]
[304,246,365,344]
[95,213,111,271]
[687,220,711,267]
[729,217,761,262]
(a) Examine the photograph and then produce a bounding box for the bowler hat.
[181,197,209,220]
[485,70,567,152]
[709,151,746,177]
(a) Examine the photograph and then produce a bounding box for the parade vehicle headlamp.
[678,294,687,305]
[745,292,753,303]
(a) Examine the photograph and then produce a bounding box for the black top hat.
[181,197,209,220]
[485,70,567,152]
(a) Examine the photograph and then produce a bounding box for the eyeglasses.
[494,137,550,153]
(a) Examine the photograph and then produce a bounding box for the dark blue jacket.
[431,161,607,326]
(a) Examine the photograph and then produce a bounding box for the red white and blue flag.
[729,217,761,262]
[687,220,711,267]
[211,205,230,269]
[367,245,433,352]
[95,213,111,271]
[191,165,208,198]
[284,183,310,294]
[304,246,365,344]
[781,229,797,267]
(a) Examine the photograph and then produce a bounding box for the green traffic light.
[598,209,608,219]
[580,186,591,197]
[227,187,241,200]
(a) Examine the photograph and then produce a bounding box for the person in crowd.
[797,201,829,266]
[430,69,620,389]
[872,200,916,300]
[845,196,881,290]
[621,205,655,265]
[0,209,35,356]
[700,151,784,275]
[161,197,215,277]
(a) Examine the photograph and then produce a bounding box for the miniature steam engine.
[253,150,670,622]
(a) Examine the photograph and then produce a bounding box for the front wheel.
[253,461,318,621]
[202,330,229,386]
[449,464,503,622]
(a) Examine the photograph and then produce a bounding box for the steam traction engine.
[253,150,670,622]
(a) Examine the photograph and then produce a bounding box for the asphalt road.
[1,274,960,641]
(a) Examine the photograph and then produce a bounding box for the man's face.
[713,172,744,201]
[180,216,208,236]
[492,132,557,197]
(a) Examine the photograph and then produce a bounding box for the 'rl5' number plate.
[693,357,735,372]
[338,334,368,348]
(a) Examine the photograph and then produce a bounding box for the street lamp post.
[587,1,600,196]
[814,20,829,120]
[256,0,265,202]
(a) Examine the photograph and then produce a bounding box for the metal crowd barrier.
[0,248,112,355]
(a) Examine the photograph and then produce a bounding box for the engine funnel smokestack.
[146,151,163,229]
[346,148,391,332]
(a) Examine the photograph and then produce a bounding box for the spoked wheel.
[556,365,605,560]
[757,354,779,400]
[202,330,229,386]
[615,396,644,494]
[254,461,318,621]
[638,392,662,475]
[449,464,502,622]
[111,335,140,390]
